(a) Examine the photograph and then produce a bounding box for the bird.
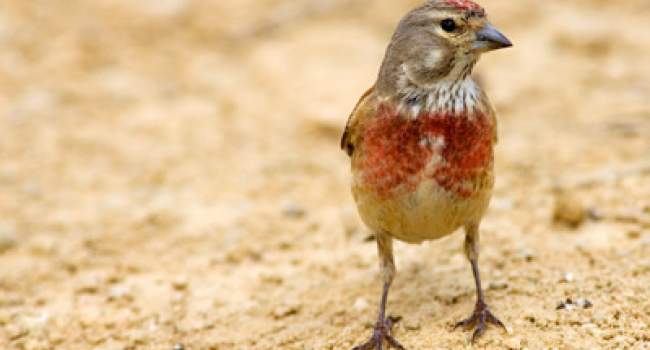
[340,1,512,349]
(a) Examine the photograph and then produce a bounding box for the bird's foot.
[454,301,506,343]
[352,316,406,350]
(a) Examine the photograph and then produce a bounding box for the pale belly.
[352,173,493,243]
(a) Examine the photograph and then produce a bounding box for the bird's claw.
[352,316,406,350]
[454,302,506,343]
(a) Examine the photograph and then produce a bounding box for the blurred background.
[1,0,649,349]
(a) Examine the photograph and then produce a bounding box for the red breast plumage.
[357,101,494,199]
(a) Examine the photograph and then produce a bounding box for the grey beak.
[474,23,512,51]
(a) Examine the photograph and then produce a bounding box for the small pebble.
[556,301,575,311]
[626,229,641,239]
[340,206,360,237]
[552,191,586,228]
[173,344,185,350]
[108,285,134,302]
[582,323,599,336]
[76,275,102,294]
[613,208,643,224]
[559,272,574,283]
[260,274,284,285]
[491,197,514,211]
[575,298,593,309]
[282,202,306,219]
[504,336,522,350]
[0,226,17,253]
[518,248,535,262]
[404,319,421,331]
[277,239,293,250]
[6,324,27,341]
[127,329,149,344]
[20,312,50,333]
[353,297,369,311]
[642,217,650,229]
[590,310,608,325]
[272,304,300,319]
[586,208,605,221]
[78,307,103,328]
[28,235,58,255]
[557,297,592,310]
[489,280,509,290]
[172,277,188,291]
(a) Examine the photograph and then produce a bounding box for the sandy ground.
[1,0,650,349]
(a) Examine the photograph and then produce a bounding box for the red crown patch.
[443,0,483,11]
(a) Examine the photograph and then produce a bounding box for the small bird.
[341,1,512,348]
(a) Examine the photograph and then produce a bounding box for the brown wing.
[478,89,499,144]
[474,75,498,144]
[341,86,375,157]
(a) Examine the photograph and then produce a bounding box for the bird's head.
[377,0,512,94]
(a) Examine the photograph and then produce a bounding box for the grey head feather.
[375,1,484,98]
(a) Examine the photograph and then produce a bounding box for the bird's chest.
[356,104,494,199]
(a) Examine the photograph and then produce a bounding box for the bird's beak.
[473,23,512,52]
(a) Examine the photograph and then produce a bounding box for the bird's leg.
[455,223,506,343]
[352,232,406,350]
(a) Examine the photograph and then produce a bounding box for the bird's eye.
[440,19,457,32]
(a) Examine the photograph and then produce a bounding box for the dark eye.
[440,19,456,32]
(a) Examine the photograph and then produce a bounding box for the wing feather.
[341,86,375,156]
